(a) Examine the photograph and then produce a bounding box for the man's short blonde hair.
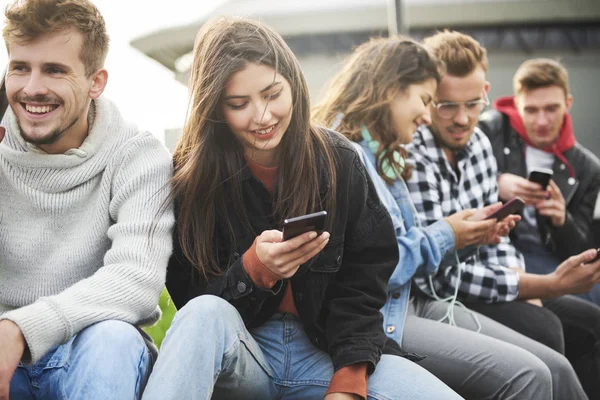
[3,0,109,77]
[513,58,569,97]
[423,30,488,77]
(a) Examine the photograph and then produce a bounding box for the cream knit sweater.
[0,97,174,363]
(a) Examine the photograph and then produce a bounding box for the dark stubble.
[14,93,82,147]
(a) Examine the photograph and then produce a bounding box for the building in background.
[131,0,600,155]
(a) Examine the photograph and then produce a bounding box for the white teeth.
[254,125,276,135]
[25,104,55,114]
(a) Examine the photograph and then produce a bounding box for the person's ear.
[88,69,108,100]
[565,94,573,111]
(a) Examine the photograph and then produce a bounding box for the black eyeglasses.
[431,93,490,119]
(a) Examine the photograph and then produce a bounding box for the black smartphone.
[282,211,327,241]
[529,167,553,189]
[485,197,525,220]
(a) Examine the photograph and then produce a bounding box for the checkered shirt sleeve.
[406,126,524,302]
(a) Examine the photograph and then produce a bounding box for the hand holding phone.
[282,211,327,241]
[528,167,553,189]
[253,213,330,279]
[485,197,525,220]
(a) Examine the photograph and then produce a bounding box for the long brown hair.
[172,17,337,278]
[313,35,440,183]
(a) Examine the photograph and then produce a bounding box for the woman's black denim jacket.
[166,129,402,374]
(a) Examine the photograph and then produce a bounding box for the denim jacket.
[352,141,456,345]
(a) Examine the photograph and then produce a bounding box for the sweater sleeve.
[242,239,281,289]
[1,133,175,363]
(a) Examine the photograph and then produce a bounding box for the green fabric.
[360,125,404,180]
[143,288,177,348]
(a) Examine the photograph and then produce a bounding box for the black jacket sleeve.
[324,151,399,374]
[547,150,600,259]
[166,226,283,315]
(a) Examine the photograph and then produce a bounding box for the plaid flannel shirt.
[405,125,525,303]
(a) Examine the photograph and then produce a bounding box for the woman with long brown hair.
[313,35,584,400]
[142,18,460,400]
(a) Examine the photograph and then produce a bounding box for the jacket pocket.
[310,237,344,273]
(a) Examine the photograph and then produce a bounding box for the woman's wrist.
[444,217,459,248]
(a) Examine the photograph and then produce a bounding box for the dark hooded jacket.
[479,96,600,260]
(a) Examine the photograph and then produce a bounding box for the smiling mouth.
[250,123,278,135]
[21,103,60,115]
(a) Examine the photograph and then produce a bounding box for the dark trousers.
[468,296,600,399]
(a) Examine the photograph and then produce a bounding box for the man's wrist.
[0,320,25,351]
[551,215,566,228]
[541,273,561,298]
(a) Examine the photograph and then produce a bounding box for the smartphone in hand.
[592,248,600,263]
[529,167,553,189]
[282,211,327,241]
[485,197,525,220]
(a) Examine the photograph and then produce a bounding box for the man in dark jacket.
[479,58,600,306]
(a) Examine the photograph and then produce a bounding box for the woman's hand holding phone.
[255,229,330,279]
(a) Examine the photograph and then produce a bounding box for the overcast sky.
[0,0,226,143]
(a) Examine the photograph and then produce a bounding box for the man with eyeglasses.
[479,59,600,308]
[405,30,600,398]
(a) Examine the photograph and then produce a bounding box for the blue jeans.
[143,295,462,400]
[10,320,152,400]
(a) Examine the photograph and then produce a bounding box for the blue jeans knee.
[170,295,239,331]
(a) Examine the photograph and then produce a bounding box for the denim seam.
[233,335,276,378]
[274,378,331,388]
[220,338,242,377]
[134,346,150,400]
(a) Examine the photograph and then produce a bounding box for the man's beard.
[18,115,80,147]
[430,122,473,151]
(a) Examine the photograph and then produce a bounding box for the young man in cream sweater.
[0,0,174,398]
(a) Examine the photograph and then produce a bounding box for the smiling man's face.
[6,28,102,153]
